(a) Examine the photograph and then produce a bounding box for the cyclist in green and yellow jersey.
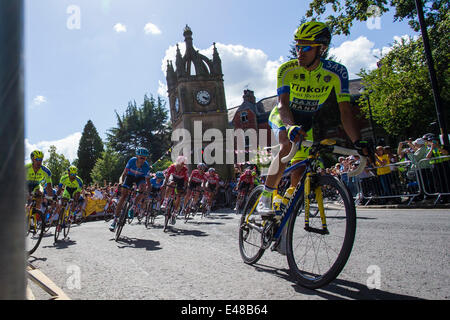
[258,21,368,215]
[26,150,53,209]
[57,165,84,215]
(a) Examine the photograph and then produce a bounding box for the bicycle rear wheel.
[63,211,72,238]
[163,200,173,232]
[144,200,152,228]
[238,185,266,265]
[54,211,65,243]
[26,209,45,255]
[286,174,356,289]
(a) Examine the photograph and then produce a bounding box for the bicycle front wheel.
[115,202,129,241]
[238,185,266,265]
[286,175,356,289]
[26,209,45,256]
[63,211,72,238]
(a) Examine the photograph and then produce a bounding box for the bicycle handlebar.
[281,140,367,177]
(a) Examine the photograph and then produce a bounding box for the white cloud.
[160,42,284,109]
[25,132,82,163]
[157,80,168,97]
[144,22,162,35]
[113,23,127,33]
[329,34,416,78]
[32,95,47,107]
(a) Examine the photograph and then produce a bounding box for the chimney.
[243,89,256,104]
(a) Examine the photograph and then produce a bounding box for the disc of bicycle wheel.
[238,185,266,265]
[286,175,356,289]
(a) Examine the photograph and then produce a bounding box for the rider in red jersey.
[161,156,189,214]
[234,169,254,211]
[202,167,220,215]
[182,163,207,215]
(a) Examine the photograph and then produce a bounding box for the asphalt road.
[27,208,450,301]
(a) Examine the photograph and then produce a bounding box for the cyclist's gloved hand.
[287,125,305,143]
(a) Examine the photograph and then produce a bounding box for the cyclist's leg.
[289,128,313,187]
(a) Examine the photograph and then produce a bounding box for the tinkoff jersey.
[270,58,351,132]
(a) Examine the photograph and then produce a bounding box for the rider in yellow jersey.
[57,165,84,215]
[257,21,369,215]
[26,150,53,210]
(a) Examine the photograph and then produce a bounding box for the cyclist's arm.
[118,168,128,185]
[339,101,361,144]
[278,93,296,129]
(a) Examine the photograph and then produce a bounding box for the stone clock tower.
[166,25,232,179]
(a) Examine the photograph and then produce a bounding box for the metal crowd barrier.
[416,156,450,205]
[339,156,450,206]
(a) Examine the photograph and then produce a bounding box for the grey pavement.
[27,208,450,300]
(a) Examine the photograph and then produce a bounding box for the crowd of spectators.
[330,133,449,204]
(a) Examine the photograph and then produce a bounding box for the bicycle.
[115,186,144,241]
[163,185,179,232]
[54,199,75,243]
[145,191,161,228]
[25,195,46,255]
[235,186,250,215]
[238,139,366,289]
[184,188,202,223]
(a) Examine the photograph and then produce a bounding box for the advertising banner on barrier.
[85,198,107,217]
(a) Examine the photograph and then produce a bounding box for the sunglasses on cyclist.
[295,44,321,53]
[34,158,43,162]
[138,156,147,160]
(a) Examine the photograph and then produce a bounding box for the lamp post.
[415,0,449,150]
[359,87,377,145]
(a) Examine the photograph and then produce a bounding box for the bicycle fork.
[304,173,329,235]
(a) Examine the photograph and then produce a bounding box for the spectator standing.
[375,146,392,197]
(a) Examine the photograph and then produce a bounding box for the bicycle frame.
[245,157,311,241]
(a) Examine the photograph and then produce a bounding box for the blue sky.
[25,0,419,161]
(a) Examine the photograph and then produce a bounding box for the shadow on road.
[252,263,424,300]
[28,256,48,264]
[46,239,77,250]
[167,227,208,237]
[115,237,162,251]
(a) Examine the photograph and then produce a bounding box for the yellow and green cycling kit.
[59,174,83,199]
[269,58,351,162]
[26,163,52,194]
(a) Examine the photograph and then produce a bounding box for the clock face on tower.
[196,90,211,106]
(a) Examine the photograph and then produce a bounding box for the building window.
[241,111,248,123]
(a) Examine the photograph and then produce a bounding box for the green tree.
[77,120,104,185]
[306,0,449,140]
[90,147,123,184]
[305,0,448,36]
[43,145,70,186]
[358,19,449,138]
[106,94,171,166]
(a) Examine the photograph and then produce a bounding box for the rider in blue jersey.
[148,171,165,210]
[109,148,151,231]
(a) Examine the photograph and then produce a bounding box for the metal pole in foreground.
[0,0,26,299]
[414,0,449,150]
